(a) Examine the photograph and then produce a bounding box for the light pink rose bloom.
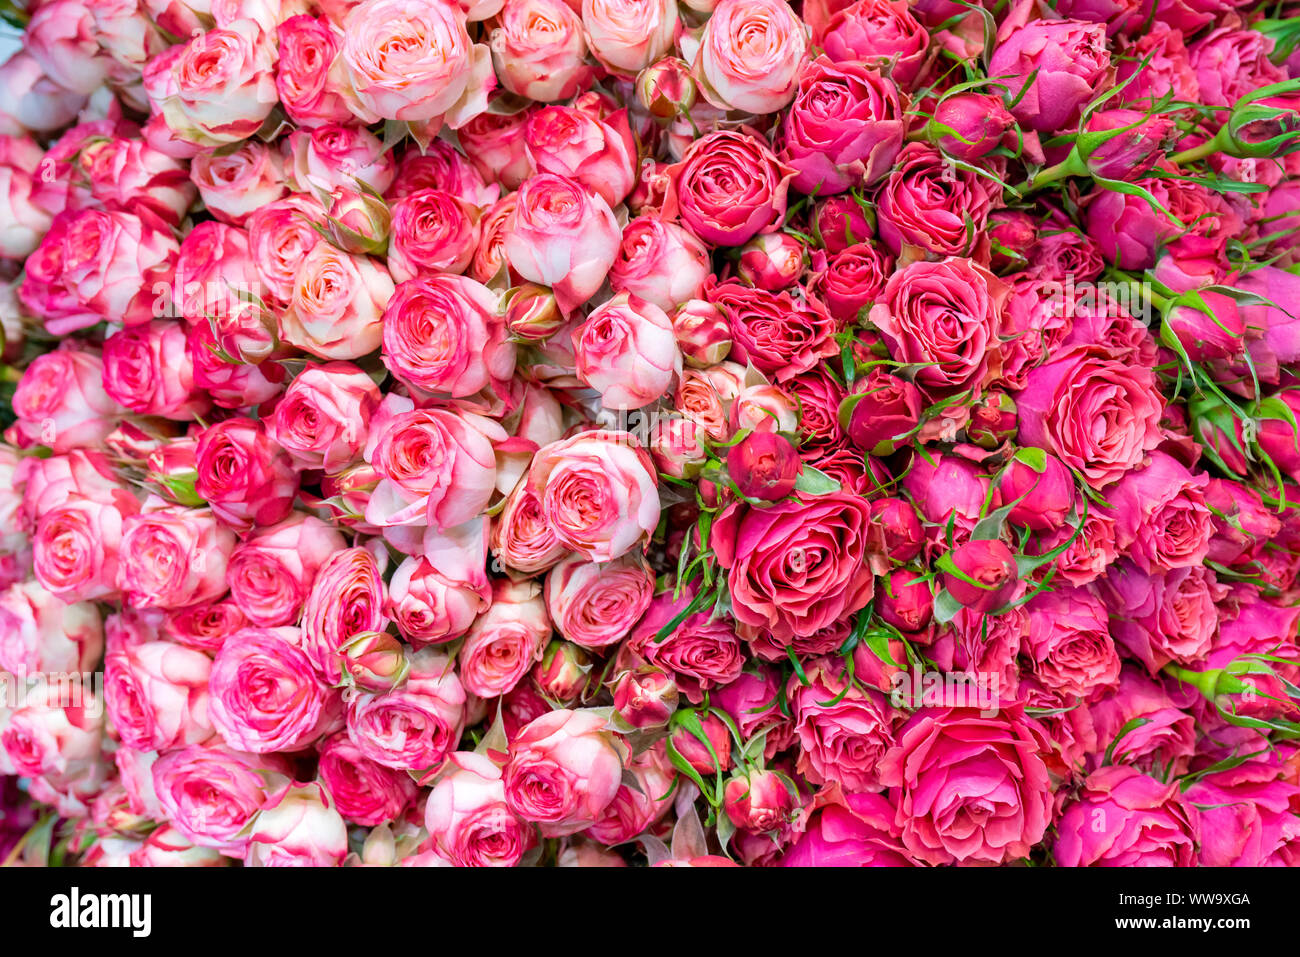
[387,189,481,280]
[573,293,681,410]
[275,14,357,128]
[104,640,214,752]
[157,19,279,146]
[545,551,653,650]
[504,173,619,315]
[33,493,140,604]
[269,362,381,472]
[8,344,124,453]
[387,518,490,646]
[524,105,637,209]
[525,430,661,563]
[345,647,467,771]
[0,52,87,136]
[227,513,347,627]
[695,0,807,114]
[172,218,262,322]
[246,195,327,303]
[52,133,195,229]
[341,0,494,127]
[490,0,593,103]
[586,743,675,845]
[102,320,210,421]
[118,499,237,610]
[24,0,112,95]
[1,679,103,781]
[491,481,568,574]
[287,123,396,198]
[582,0,676,74]
[316,731,418,826]
[0,580,103,675]
[195,417,299,533]
[1054,765,1198,866]
[503,708,627,836]
[300,545,388,684]
[19,449,122,529]
[209,627,338,753]
[458,105,534,190]
[186,321,287,409]
[190,139,286,226]
[458,579,551,697]
[426,751,537,866]
[244,782,348,867]
[279,241,395,360]
[0,150,52,260]
[609,218,711,313]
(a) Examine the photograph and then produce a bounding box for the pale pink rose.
[425,751,536,866]
[102,320,210,421]
[524,105,637,209]
[269,362,381,472]
[1,679,103,781]
[491,481,569,574]
[582,0,677,74]
[586,743,675,844]
[19,450,123,531]
[0,152,52,260]
[187,321,287,409]
[246,195,327,304]
[457,104,534,189]
[129,825,227,867]
[244,782,348,867]
[387,518,490,646]
[490,0,593,103]
[695,0,807,114]
[209,626,338,753]
[104,640,215,752]
[90,0,167,73]
[525,430,661,562]
[118,499,237,610]
[25,0,112,95]
[0,580,103,675]
[275,14,357,128]
[470,192,519,283]
[33,494,140,603]
[141,0,214,44]
[504,173,620,315]
[113,746,163,821]
[195,417,300,533]
[503,708,627,836]
[608,217,711,312]
[300,545,388,683]
[345,647,467,771]
[157,19,279,146]
[227,514,347,627]
[316,731,418,826]
[573,293,682,409]
[287,123,397,198]
[8,345,123,453]
[545,551,653,650]
[341,0,495,127]
[458,578,551,697]
[279,242,395,360]
[190,139,286,226]
[0,52,87,136]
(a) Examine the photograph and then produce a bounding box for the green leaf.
[794,465,841,496]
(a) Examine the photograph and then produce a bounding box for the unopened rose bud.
[869,497,924,563]
[672,300,731,367]
[636,57,697,120]
[995,452,1075,531]
[1162,290,1246,362]
[1076,109,1178,181]
[327,187,391,255]
[942,539,1019,614]
[1190,394,1250,476]
[988,209,1038,273]
[876,567,934,632]
[668,712,732,775]
[843,368,921,455]
[145,437,204,507]
[339,631,410,693]
[966,392,1018,449]
[730,383,799,434]
[813,194,874,256]
[1220,92,1300,159]
[737,233,805,292]
[728,431,800,501]
[722,769,794,833]
[928,92,1015,162]
[503,283,565,341]
[533,640,593,703]
[650,415,708,479]
[612,666,678,729]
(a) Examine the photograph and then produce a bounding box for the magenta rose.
[876,143,997,258]
[316,731,418,827]
[1054,765,1198,866]
[988,19,1112,134]
[781,789,914,867]
[1107,451,1212,573]
[625,589,746,703]
[666,129,796,248]
[195,417,300,534]
[1024,586,1121,697]
[226,513,347,628]
[708,280,839,383]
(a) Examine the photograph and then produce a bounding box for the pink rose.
[608,217,711,313]
[1,680,103,781]
[1054,766,1198,866]
[345,647,467,771]
[386,189,480,280]
[1186,753,1300,866]
[1024,586,1121,697]
[821,0,928,86]
[279,242,395,360]
[195,417,299,533]
[545,551,653,650]
[186,321,286,410]
[24,0,111,96]
[694,0,806,114]
[151,744,291,853]
[386,140,500,207]
[491,481,569,574]
[287,123,396,198]
[573,293,681,410]
[163,600,249,653]
[625,589,746,702]
[102,320,209,421]
[118,500,237,610]
[104,640,214,751]
[316,731,418,826]
[781,789,914,867]
[0,52,86,136]
[268,362,380,472]
[1088,670,1196,774]
[490,0,593,103]
[172,219,261,323]
[8,345,123,453]
[190,139,286,226]
[157,19,278,146]
[425,751,537,866]
[458,579,551,697]
[708,280,839,384]
[387,520,490,646]
[988,19,1112,134]
[0,580,103,675]
[301,546,388,683]
[227,514,347,627]
[666,129,796,247]
[788,655,901,792]
[877,144,997,257]
[587,744,675,845]
[33,491,140,604]
[582,0,676,74]
[524,105,637,209]
[244,782,348,867]
[457,105,534,190]
[275,14,356,128]
[246,195,327,303]
[1107,451,1212,573]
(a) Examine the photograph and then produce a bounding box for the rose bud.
[339,630,410,694]
[842,369,922,456]
[326,186,391,256]
[942,539,1019,614]
[737,233,806,292]
[668,711,733,775]
[728,432,800,502]
[1077,110,1178,182]
[723,769,794,833]
[612,666,678,730]
[813,194,874,255]
[1162,290,1246,362]
[988,209,1038,273]
[673,300,732,367]
[244,782,348,868]
[730,383,800,434]
[995,453,1075,532]
[928,92,1015,162]
[650,416,710,480]
[637,57,697,119]
[534,640,594,703]
[877,567,933,632]
[967,392,1018,448]
[503,283,565,341]
[144,438,203,507]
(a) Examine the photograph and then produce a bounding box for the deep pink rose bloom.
[316,731,418,827]
[626,589,746,703]
[877,144,997,257]
[781,789,914,867]
[1024,586,1121,698]
[196,417,300,534]
[1054,765,1198,866]
[788,655,901,792]
[1101,562,1222,674]
[988,19,1111,134]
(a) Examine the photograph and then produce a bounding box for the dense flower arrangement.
[0,0,1298,869]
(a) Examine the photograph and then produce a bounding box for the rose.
[159,20,278,146]
[727,432,800,502]
[988,19,1111,134]
[781,790,913,867]
[1053,766,1198,866]
[163,601,248,653]
[1015,351,1165,489]
[227,514,347,627]
[275,14,355,128]
[170,218,260,324]
[301,546,388,682]
[546,552,654,650]
[736,234,805,292]
[993,453,1075,532]
[344,647,467,771]
[458,579,551,697]
[1185,754,1300,866]
[195,417,299,534]
[287,124,397,198]
[788,655,900,792]
[104,641,214,752]
[244,782,348,867]
[0,581,103,675]
[387,138,501,207]
[1,680,103,782]
[118,501,237,609]
[903,454,989,544]
[9,346,123,453]
[816,244,892,324]
[780,57,904,195]
[877,568,933,632]
[426,751,537,866]
[503,708,627,836]
[694,0,806,114]
[843,368,921,455]
[151,743,291,853]
[928,92,1014,161]
[0,151,51,260]
[101,321,209,422]
[573,293,681,410]
[611,667,677,729]
[1115,21,1199,107]
[381,275,515,398]
[269,362,381,472]
[190,142,283,230]
[581,0,675,74]
[1079,109,1178,181]
[666,129,796,247]
[387,189,480,281]
[1101,562,1221,674]
[878,706,1054,865]
[387,520,490,646]
[1023,585,1121,697]
[24,0,111,96]
[1107,451,1212,573]
[608,218,711,313]
[525,431,660,563]
[524,105,637,209]
[247,196,327,303]
[279,242,395,360]
[1204,479,1280,569]
[208,627,336,754]
[942,539,1019,614]
[490,0,593,103]
[458,105,534,190]
[33,493,139,604]
[625,589,745,701]
[0,52,86,136]
[504,173,620,315]
[723,769,794,833]
[820,0,928,86]
[1088,670,1196,774]
[587,744,675,844]
[316,732,418,827]
[869,258,1009,396]
[708,280,839,383]
[876,144,996,258]
[491,482,569,574]
[186,323,286,411]
[1190,25,1286,109]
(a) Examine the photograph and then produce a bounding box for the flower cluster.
[0,0,1298,868]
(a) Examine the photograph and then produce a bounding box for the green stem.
[1169,129,1226,166]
